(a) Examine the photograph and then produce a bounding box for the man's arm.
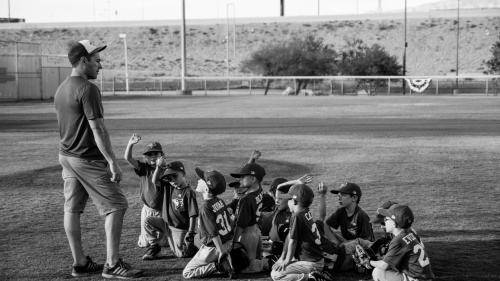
[88,118,122,182]
[188,216,196,232]
[317,182,327,221]
[124,134,141,170]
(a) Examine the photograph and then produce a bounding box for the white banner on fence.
[406,78,432,93]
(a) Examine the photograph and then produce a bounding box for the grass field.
[1,95,499,281]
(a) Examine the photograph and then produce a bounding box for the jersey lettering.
[413,243,430,267]
[255,202,263,222]
[216,212,232,236]
[311,222,322,245]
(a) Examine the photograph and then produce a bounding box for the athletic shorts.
[59,154,129,215]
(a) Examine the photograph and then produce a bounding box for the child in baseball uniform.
[368,204,434,281]
[229,163,267,273]
[143,161,199,259]
[271,184,326,281]
[123,135,168,248]
[182,168,233,278]
[318,182,374,271]
[318,182,374,244]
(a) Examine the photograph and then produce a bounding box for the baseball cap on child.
[142,142,163,155]
[330,182,362,198]
[371,200,398,224]
[278,184,314,205]
[230,163,266,181]
[162,161,185,176]
[195,167,226,195]
[68,40,107,65]
[377,204,414,229]
[270,178,288,194]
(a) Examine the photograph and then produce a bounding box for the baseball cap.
[378,204,414,228]
[371,200,398,224]
[195,167,226,195]
[228,181,240,188]
[142,142,163,155]
[270,178,288,194]
[278,184,314,205]
[330,182,362,198]
[162,161,185,176]
[68,40,107,65]
[230,163,266,182]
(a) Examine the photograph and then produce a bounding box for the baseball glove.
[352,245,376,270]
[182,231,198,258]
[215,242,250,278]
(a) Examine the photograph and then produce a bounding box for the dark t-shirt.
[135,161,164,211]
[235,188,264,228]
[325,205,374,241]
[261,193,276,212]
[54,76,104,160]
[161,182,199,229]
[289,210,324,262]
[198,197,234,246]
[384,229,435,279]
[269,208,291,242]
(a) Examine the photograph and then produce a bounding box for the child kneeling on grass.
[271,184,329,281]
[183,168,233,278]
[368,204,435,281]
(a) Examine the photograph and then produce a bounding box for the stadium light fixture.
[119,33,129,94]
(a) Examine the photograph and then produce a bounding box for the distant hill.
[0,15,498,78]
[392,0,500,13]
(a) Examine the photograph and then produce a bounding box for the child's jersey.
[384,229,435,280]
[325,205,374,241]
[161,182,199,229]
[234,188,264,228]
[269,209,291,242]
[289,210,324,262]
[198,197,234,246]
[134,161,164,211]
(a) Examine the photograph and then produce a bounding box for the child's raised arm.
[248,150,261,164]
[124,134,141,170]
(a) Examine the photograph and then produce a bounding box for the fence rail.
[99,75,500,96]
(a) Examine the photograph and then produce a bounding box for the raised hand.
[128,134,141,145]
[317,182,327,195]
[298,174,313,184]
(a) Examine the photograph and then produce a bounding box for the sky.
[1,0,443,23]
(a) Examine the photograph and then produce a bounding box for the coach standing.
[55,40,142,279]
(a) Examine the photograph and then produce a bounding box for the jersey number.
[216,212,232,236]
[413,243,429,267]
[310,223,322,246]
[255,202,263,222]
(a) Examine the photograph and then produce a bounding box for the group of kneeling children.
[125,135,435,281]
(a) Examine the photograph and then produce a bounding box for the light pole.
[402,0,407,95]
[119,34,129,94]
[318,0,320,16]
[180,0,191,94]
[226,3,235,76]
[456,0,460,91]
[8,0,11,22]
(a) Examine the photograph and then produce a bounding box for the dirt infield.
[0,95,499,280]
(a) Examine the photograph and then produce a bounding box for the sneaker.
[102,259,143,279]
[142,244,162,260]
[308,269,333,281]
[71,256,104,277]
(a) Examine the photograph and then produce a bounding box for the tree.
[484,35,500,94]
[240,34,337,95]
[485,35,500,74]
[337,39,402,95]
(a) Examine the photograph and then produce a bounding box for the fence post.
[340,78,344,95]
[160,79,163,96]
[294,78,296,94]
[330,79,333,95]
[388,78,391,95]
[205,79,207,96]
[436,79,438,95]
[113,76,115,96]
[485,79,488,95]
[249,78,252,95]
[15,43,19,102]
[227,78,230,95]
